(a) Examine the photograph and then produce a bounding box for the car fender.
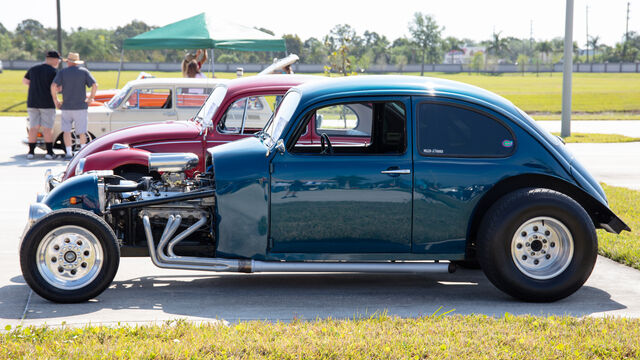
[79,148,151,175]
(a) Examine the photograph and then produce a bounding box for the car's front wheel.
[20,209,120,303]
[477,188,597,302]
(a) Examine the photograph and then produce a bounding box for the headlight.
[75,158,86,176]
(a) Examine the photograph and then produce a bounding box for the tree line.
[1,13,639,75]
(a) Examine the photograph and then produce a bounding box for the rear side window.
[417,102,515,157]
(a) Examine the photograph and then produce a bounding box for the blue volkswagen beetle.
[21,76,629,303]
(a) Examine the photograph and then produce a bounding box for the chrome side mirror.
[275,139,286,155]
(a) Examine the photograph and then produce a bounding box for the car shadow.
[1,269,627,323]
[0,154,68,168]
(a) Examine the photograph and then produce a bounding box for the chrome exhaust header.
[141,212,455,274]
[148,153,199,173]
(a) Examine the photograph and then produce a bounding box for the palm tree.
[535,41,553,75]
[588,36,600,61]
[486,32,510,60]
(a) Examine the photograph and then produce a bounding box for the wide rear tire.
[20,209,120,303]
[477,188,597,302]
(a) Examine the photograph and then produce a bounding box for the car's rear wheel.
[54,132,95,152]
[20,209,120,303]
[477,188,597,302]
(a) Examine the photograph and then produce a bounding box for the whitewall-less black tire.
[477,188,597,302]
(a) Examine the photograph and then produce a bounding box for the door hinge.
[269,162,274,174]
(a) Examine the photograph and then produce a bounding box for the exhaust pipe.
[141,212,455,274]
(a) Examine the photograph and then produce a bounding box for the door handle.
[381,169,411,175]
[162,111,177,116]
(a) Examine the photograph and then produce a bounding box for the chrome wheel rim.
[36,225,103,290]
[511,216,574,280]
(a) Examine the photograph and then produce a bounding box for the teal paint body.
[42,76,625,261]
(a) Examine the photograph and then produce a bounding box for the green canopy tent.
[116,12,287,86]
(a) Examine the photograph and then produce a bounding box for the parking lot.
[1,117,640,327]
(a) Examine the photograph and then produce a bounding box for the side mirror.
[275,139,286,155]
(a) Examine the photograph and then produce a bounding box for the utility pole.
[585,4,589,64]
[56,0,62,68]
[530,20,533,55]
[623,2,630,59]
[562,0,574,138]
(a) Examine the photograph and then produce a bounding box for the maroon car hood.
[65,121,201,178]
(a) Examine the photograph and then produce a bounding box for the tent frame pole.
[211,48,216,79]
[116,47,124,89]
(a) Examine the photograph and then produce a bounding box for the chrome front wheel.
[21,209,119,303]
[36,225,104,290]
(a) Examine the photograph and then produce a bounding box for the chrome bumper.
[44,168,62,193]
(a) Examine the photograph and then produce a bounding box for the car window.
[291,101,406,155]
[417,102,515,157]
[176,87,213,108]
[315,104,362,136]
[218,95,279,135]
[125,88,172,109]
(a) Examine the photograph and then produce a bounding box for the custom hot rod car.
[21,76,629,303]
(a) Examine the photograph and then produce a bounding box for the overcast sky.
[1,0,637,47]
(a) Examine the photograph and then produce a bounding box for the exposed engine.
[103,153,216,257]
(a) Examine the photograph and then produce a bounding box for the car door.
[110,86,177,131]
[269,96,413,254]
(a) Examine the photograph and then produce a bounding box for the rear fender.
[81,148,151,175]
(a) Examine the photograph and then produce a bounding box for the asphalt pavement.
[1,117,639,327]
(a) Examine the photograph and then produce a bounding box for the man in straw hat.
[51,52,98,159]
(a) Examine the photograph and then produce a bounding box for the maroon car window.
[218,95,279,135]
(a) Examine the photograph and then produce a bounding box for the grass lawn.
[2,70,640,118]
[2,315,639,359]
[551,132,640,143]
[599,184,640,270]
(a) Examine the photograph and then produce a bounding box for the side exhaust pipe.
[141,212,455,274]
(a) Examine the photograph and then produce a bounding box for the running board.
[141,212,455,274]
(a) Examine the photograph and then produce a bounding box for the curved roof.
[223,74,326,93]
[294,75,520,116]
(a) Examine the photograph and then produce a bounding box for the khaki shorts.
[61,109,88,135]
[27,108,55,129]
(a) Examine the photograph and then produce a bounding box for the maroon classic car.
[58,75,335,182]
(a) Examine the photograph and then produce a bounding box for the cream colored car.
[27,77,225,151]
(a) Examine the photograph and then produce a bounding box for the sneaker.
[45,153,54,160]
[27,153,34,160]
[64,153,73,160]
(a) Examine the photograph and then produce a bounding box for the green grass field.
[2,70,640,119]
[599,184,640,270]
[2,315,639,359]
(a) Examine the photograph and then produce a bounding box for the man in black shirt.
[23,50,61,159]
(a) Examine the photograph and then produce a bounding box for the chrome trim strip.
[133,140,202,148]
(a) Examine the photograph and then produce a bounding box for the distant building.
[443,46,486,64]
[577,48,595,57]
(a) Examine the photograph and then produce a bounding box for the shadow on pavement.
[0,269,627,323]
[0,154,67,168]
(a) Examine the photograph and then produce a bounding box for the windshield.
[107,84,132,109]
[194,84,228,126]
[263,90,301,145]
